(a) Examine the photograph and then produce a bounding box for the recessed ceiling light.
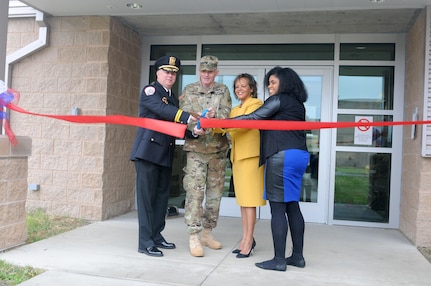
[369,0,385,3]
[126,3,143,9]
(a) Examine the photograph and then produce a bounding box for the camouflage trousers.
[183,150,227,234]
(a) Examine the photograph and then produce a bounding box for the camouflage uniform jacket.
[180,81,232,153]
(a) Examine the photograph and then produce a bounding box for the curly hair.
[264,66,308,103]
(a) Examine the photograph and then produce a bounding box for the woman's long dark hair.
[264,66,308,103]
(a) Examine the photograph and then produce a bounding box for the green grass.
[0,208,89,285]
[0,260,42,286]
[334,167,369,205]
[26,208,88,244]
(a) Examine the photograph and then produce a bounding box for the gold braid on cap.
[159,65,179,72]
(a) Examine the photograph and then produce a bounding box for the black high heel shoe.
[236,239,256,258]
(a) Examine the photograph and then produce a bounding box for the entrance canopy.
[17,0,431,35]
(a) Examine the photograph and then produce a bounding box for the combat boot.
[201,228,222,249]
[189,233,204,257]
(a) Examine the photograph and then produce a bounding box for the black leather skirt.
[264,149,309,202]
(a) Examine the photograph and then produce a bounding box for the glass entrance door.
[217,66,333,224]
[330,65,400,227]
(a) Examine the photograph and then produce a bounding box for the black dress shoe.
[138,246,163,257]
[255,258,286,272]
[285,254,306,268]
[155,241,176,249]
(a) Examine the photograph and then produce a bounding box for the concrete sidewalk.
[1,211,430,285]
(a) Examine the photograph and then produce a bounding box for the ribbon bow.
[0,80,20,145]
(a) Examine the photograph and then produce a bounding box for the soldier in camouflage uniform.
[180,55,232,257]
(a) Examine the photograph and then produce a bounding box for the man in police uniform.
[130,55,198,257]
[180,55,232,257]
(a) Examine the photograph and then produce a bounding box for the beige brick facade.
[402,9,431,247]
[7,16,140,221]
[0,136,31,251]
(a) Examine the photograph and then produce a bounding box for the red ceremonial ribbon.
[3,90,431,146]
[200,118,431,130]
[6,103,187,139]
[2,119,17,145]
[0,86,20,145]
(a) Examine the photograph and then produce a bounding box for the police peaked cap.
[155,56,181,72]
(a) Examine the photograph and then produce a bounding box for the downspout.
[3,8,48,135]
[5,10,49,85]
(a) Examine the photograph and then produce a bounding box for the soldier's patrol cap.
[155,55,181,72]
[199,55,218,71]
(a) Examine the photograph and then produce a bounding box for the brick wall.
[0,136,31,251]
[7,16,140,220]
[103,18,141,218]
[402,8,431,247]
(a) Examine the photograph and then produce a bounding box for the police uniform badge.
[162,97,168,104]
[144,86,155,96]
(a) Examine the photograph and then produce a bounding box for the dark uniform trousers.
[130,78,192,251]
[134,159,171,249]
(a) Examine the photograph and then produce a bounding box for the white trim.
[422,6,431,157]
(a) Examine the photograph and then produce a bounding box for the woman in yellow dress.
[229,73,266,258]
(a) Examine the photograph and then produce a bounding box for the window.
[202,44,334,60]
[340,43,395,61]
[334,151,391,223]
[150,45,197,60]
[336,115,393,148]
[338,66,394,110]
